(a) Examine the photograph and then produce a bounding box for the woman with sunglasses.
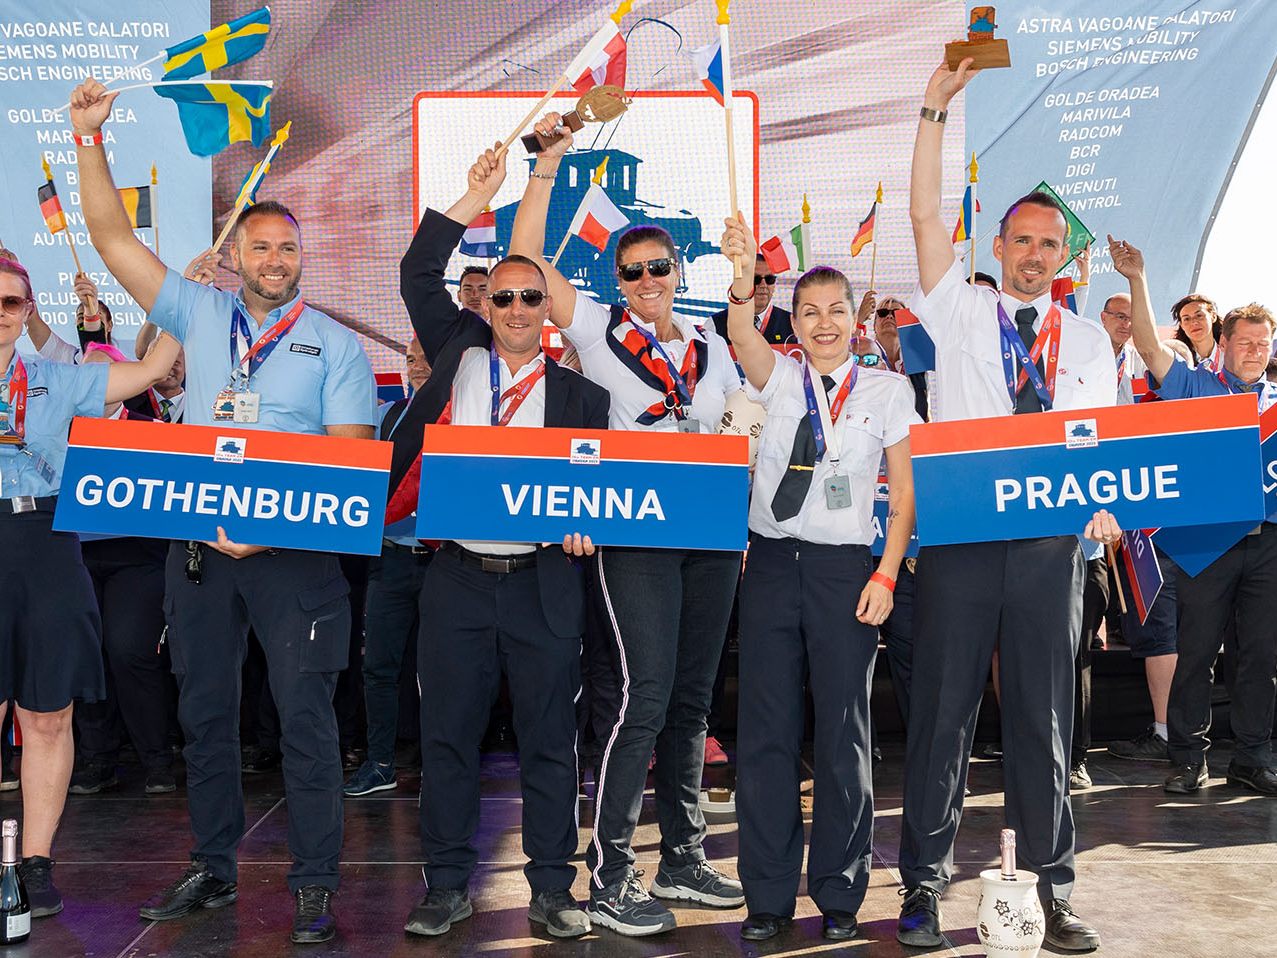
[718,215,920,943]
[0,257,180,917]
[510,112,744,937]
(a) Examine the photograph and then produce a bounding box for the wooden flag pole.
[1107,542,1128,614]
[499,73,570,156]
[968,152,979,286]
[718,0,742,278]
[211,200,247,254]
[150,162,160,259]
[549,231,573,268]
[868,181,882,291]
[551,157,609,268]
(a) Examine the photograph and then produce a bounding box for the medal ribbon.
[229,298,306,385]
[489,348,546,426]
[996,303,1061,411]
[0,356,28,445]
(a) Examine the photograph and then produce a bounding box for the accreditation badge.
[824,473,853,510]
[232,391,261,424]
[677,419,701,434]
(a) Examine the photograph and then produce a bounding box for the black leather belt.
[0,496,57,515]
[442,541,537,573]
[383,538,434,555]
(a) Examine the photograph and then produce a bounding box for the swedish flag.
[154,82,273,157]
[162,7,272,80]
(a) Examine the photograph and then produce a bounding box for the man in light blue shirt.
[1112,234,1277,800]
[72,76,373,945]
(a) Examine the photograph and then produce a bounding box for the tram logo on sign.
[570,438,601,465]
[214,436,247,464]
[1065,419,1099,449]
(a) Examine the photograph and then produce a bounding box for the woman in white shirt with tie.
[719,214,920,943]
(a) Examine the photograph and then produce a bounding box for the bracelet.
[74,130,104,147]
[528,170,556,180]
[726,285,752,306]
[869,571,896,592]
[919,106,948,124]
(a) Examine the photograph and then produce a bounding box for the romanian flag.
[760,222,811,274]
[153,81,272,157]
[567,182,630,251]
[162,7,272,79]
[691,38,728,106]
[118,186,153,229]
[460,209,498,258]
[952,184,979,242]
[566,20,627,93]
[850,200,876,257]
[38,177,66,235]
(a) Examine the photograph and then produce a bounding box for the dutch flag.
[460,209,498,258]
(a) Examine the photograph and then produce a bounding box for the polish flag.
[567,182,630,251]
[567,21,627,93]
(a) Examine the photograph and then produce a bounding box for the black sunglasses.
[488,288,545,309]
[617,257,675,282]
[0,295,31,314]
[754,274,777,287]
[184,540,203,585]
[875,307,898,318]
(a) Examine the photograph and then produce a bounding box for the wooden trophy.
[945,6,1011,70]
[521,85,631,153]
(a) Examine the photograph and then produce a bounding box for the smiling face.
[617,239,678,326]
[231,213,303,307]
[405,336,430,391]
[486,261,550,361]
[993,202,1069,300]
[1100,294,1133,350]
[459,272,488,313]
[1177,300,1216,352]
[793,279,853,369]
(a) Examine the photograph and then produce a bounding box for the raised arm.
[910,59,978,295]
[70,80,168,313]
[508,113,579,329]
[401,145,507,362]
[103,331,181,403]
[1109,235,1173,383]
[720,213,775,391]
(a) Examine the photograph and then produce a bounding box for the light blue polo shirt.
[148,269,376,434]
[0,354,108,498]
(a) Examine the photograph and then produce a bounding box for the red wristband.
[726,284,752,306]
[869,571,896,592]
[74,130,103,147]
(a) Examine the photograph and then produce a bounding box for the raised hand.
[69,78,120,135]
[184,248,221,285]
[857,289,878,331]
[1107,234,1144,279]
[466,142,507,204]
[532,112,574,162]
[73,271,100,317]
[1074,243,1091,284]
[720,212,757,262]
[923,57,978,110]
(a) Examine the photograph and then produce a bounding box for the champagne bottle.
[999,827,1017,881]
[0,819,30,945]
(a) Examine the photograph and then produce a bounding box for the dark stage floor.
[3,740,1274,957]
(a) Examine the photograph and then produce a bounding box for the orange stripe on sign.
[420,424,749,466]
[910,394,1259,457]
[68,417,391,471]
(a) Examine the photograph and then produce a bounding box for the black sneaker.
[18,856,62,917]
[139,860,238,920]
[1107,726,1170,763]
[342,760,397,797]
[68,761,118,795]
[1163,763,1208,794]
[404,887,472,936]
[651,859,745,908]
[292,885,336,944]
[241,745,281,774]
[589,869,676,936]
[145,768,178,795]
[896,885,942,947]
[528,888,591,938]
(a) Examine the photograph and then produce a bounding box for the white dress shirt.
[747,355,920,545]
[1114,342,1147,406]
[450,346,547,556]
[909,260,1116,422]
[568,296,741,432]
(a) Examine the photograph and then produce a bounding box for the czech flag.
[691,38,727,105]
[760,222,810,274]
[952,184,979,243]
[37,177,66,234]
[896,306,936,374]
[566,21,627,93]
[850,201,875,257]
[163,7,272,80]
[460,209,498,258]
[567,183,630,251]
[117,185,153,229]
[153,81,272,157]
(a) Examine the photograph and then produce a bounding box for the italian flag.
[568,182,630,251]
[760,222,811,274]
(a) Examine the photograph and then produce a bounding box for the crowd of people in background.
[0,61,1273,952]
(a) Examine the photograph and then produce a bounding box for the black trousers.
[1169,524,1277,767]
[737,537,877,917]
[901,536,1083,905]
[879,559,918,728]
[76,538,176,772]
[165,544,349,892]
[1073,555,1110,763]
[417,548,581,895]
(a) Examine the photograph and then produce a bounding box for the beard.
[244,271,300,304]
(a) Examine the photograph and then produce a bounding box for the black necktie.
[1014,306,1043,415]
[771,375,835,521]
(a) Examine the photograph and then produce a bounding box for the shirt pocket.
[837,411,885,475]
[757,395,806,462]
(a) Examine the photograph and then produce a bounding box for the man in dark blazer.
[709,254,795,347]
[390,146,609,942]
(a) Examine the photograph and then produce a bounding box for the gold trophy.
[945,6,1011,71]
[521,85,631,153]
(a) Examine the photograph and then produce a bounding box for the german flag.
[850,201,875,257]
[38,178,66,235]
[118,186,153,229]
